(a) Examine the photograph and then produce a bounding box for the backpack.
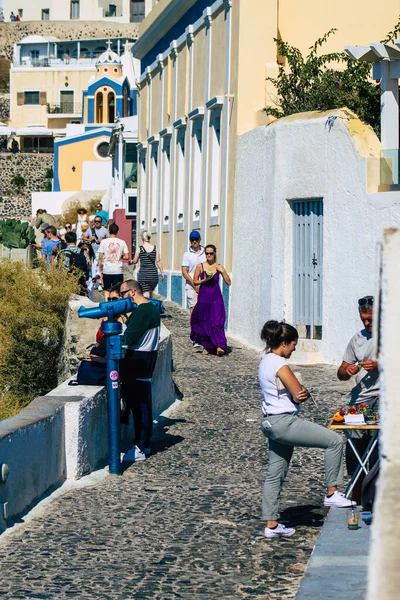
[67,250,89,280]
[361,459,380,511]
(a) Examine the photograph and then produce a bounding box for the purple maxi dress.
[190,269,228,353]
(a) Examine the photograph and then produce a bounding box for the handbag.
[76,359,106,386]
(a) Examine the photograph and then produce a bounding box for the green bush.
[0,261,79,420]
[265,22,400,135]
[10,174,25,188]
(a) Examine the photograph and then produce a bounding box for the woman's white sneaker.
[264,523,296,538]
[324,491,356,507]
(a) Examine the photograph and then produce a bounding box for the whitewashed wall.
[230,111,400,364]
[367,228,400,600]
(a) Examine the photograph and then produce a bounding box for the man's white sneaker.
[122,445,146,463]
[192,341,201,349]
[323,491,356,508]
[264,523,296,538]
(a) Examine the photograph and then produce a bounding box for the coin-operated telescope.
[78,297,135,475]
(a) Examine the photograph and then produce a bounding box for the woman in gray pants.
[259,320,355,538]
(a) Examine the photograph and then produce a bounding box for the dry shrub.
[0,260,79,420]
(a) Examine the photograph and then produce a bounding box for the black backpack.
[67,250,89,280]
[361,459,380,511]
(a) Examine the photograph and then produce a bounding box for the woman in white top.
[259,320,355,539]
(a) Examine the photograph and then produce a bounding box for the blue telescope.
[78,297,135,475]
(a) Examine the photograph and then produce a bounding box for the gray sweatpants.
[261,413,344,520]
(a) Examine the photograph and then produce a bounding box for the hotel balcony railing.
[14,57,99,68]
[47,102,82,115]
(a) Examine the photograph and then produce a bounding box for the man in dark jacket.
[119,279,161,463]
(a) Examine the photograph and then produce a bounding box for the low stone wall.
[0,324,176,533]
[0,153,54,219]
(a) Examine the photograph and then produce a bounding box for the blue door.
[292,199,323,339]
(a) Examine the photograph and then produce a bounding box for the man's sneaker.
[192,341,201,349]
[264,523,296,538]
[324,491,356,508]
[122,445,146,463]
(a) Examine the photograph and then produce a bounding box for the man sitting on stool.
[119,280,161,463]
[337,295,379,503]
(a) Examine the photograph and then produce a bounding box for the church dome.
[96,44,121,65]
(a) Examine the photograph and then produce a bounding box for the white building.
[3,0,154,23]
[230,108,400,364]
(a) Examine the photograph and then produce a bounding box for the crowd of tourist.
[31,208,380,540]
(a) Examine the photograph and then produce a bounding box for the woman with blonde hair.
[131,230,164,297]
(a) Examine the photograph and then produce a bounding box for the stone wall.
[0,21,139,60]
[0,153,53,219]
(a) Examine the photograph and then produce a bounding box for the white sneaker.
[192,341,201,349]
[324,491,356,508]
[122,445,146,463]
[264,523,296,538]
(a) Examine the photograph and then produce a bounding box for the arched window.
[107,91,115,123]
[95,92,103,123]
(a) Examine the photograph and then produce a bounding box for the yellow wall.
[57,134,111,191]
[209,9,226,98]
[11,69,94,129]
[192,25,207,109]
[150,70,161,133]
[139,83,148,140]
[176,47,187,118]
[279,0,400,57]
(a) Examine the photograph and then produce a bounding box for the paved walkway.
[0,302,353,599]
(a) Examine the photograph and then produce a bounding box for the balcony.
[14,57,98,68]
[47,103,82,116]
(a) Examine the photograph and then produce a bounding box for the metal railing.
[47,102,82,115]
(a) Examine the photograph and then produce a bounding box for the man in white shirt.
[337,295,379,503]
[98,223,129,300]
[181,231,205,312]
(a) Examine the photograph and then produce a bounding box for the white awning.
[16,125,53,136]
[0,123,15,136]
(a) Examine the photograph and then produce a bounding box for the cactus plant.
[0,218,35,249]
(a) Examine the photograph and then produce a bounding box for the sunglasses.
[120,289,131,297]
[65,225,72,229]
[205,252,215,256]
[107,297,120,302]
[94,220,102,223]
[358,297,374,307]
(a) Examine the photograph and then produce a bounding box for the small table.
[328,419,379,499]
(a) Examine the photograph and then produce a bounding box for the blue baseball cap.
[189,230,201,240]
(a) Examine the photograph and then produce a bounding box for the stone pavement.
[0,301,353,600]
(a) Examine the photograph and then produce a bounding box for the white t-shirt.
[98,237,129,275]
[258,353,299,415]
[343,329,379,404]
[182,246,205,288]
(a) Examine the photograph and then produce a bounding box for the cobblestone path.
[0,302,352,599]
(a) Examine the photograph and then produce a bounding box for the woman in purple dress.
[191,244,231,356]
